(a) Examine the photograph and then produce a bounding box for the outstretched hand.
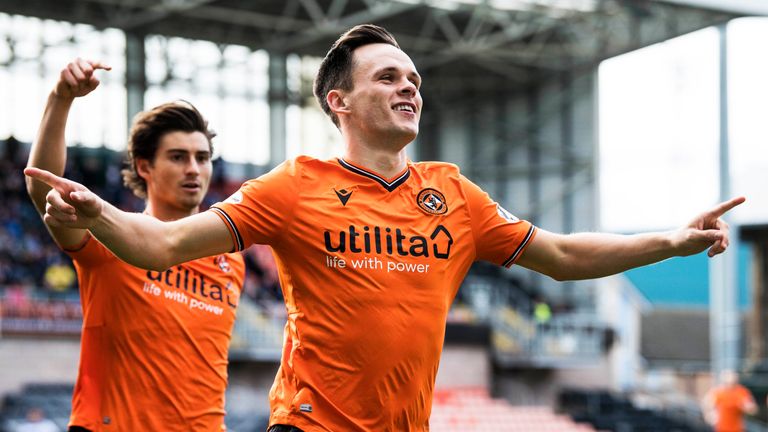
[54,58,111,99]
[675,196,746,258]
[23,167,104,229]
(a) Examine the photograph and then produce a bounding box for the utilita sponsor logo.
[324,225,453,259]
[145,267,238,309]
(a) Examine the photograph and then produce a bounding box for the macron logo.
[334,188,353,206]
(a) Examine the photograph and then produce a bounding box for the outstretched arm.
[23,168,234,270]
[516,197,745,281]
[25,58,111,249]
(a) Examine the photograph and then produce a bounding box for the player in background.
[702,369,757,432]
[27,27,744,432]
[25,59,245,432]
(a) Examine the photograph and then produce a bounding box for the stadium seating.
[557,388,710,432]
[430,387,597,432]
[0,383,72,431]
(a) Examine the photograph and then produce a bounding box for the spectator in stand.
[14,407,60,432]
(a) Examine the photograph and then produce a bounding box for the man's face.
[140,131,212,214]
[342,43,423,145]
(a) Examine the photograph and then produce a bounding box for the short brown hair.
[314,24,400,127]
[122,101,215,199]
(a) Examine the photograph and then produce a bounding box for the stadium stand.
[557,388,711,432]
[0,383,73,432]
[430,387,596,432]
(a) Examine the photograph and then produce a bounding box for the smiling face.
[138,131,212,218]
[337,43,423,149]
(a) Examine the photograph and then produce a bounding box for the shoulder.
[411,160,461,176]
[258,155,338,180]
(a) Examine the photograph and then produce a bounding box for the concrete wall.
[0,337,80,395]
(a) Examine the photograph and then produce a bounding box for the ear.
[327,89,351,117]
[135,158,152,181]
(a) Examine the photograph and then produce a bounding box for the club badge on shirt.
[214,255,231,273]
[417,188,448,215]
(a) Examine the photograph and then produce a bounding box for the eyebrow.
[166,149,211,156]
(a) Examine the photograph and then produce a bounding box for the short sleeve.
[65,233,114,268]
[209,159,301,251]
[461,175,537,267]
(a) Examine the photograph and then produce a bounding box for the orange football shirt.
[211,156,536,431]
[65,233,245,431]
[713,384,754,432]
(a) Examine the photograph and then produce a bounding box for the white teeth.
[394,104,414,113]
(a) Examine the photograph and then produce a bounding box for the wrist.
[50,90,75,104]
[88,197,110,234]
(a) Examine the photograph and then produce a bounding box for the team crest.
[214,255,232,273]
[417,188,448,215]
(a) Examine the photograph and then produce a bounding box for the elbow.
[24,174,40,199]
[549,270,576,282]
[545,261,579,282]
[147,260,172,272]
[147,248,178,272]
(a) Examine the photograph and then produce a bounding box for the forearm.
[26,93,73,210]
[89,203,180,271]
[88,205,232,271]
[555,231,677,280]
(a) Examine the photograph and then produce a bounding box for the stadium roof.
[0,0,760,93]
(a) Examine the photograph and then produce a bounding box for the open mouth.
[392,103,416,114]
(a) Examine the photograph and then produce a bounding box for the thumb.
[69,190,103,217]
[70,191,89,202]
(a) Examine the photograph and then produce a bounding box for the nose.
[399,78,417,97]
[186,156,201,175]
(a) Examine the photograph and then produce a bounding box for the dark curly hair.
[121,101,215,199]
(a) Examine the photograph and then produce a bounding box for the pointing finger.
[89,60,112,71]
[24,167,70,190]
[709,196,746,218]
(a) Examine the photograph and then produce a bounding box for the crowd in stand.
[0,137,282,326]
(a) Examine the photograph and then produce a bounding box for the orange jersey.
[211,157,536,431]
[713,384,754,432]
[65,233,245,431]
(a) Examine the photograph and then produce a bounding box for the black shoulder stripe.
[503,225,536,268]
[211,207,244,252]
[338,158,410,192]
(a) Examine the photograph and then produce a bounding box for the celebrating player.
[27,27,743,432]
[25,59,244,431]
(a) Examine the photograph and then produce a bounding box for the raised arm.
[25,58,111,249]
[517,197,745,281]
[23,168,234,270]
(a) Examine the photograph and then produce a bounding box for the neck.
[143,200,199,222]
[343,144,408,179]
[341,130,411,179]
